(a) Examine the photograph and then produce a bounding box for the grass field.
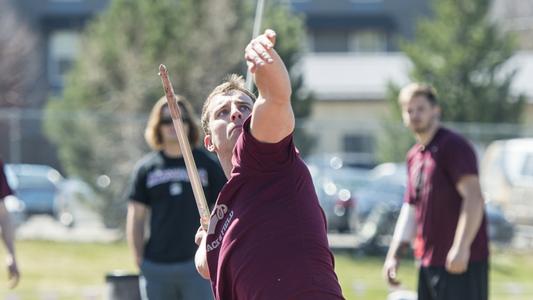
[335,250,533,300]
[1,240,532,299]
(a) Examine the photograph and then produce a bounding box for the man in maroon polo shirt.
[383,83,489,300]
[194,29,344,300]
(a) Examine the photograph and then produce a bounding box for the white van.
[481,138,533,225]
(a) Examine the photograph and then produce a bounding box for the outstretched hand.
[245,29,277,74]
[195,225,207,246]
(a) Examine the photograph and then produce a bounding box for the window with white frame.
[312,30,349,52]
[348,29,387,52]
[48,30,80,87]
[343,134,375,154]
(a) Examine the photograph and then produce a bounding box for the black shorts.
[418,260,488,300]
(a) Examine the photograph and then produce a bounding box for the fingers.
[387,268,401,286]
[253,40,273,63]
[445,250,468,274]
[194,235,211,280]
[383,258,401,287]
[245,29,276,73]
[195,226,207,246]
[445,260,467,274]
[244,42,270,73]
[264,29,277,45]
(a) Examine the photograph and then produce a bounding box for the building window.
[343,134,375,154]
[312,30,349,52]
[349,29,387,52]
[48,30,80,88]
[310,29,388,53]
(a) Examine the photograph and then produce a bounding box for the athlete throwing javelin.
[194,29,344,299]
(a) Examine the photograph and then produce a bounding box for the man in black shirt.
[126,95,226,300]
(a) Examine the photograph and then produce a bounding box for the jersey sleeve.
[233,117,296,174]
[441,135,479,185]
[126,161,150,206]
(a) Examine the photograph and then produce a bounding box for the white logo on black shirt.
[169,182,182,196]
[146,168,208,188]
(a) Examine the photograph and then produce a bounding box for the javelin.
[158,64,210,230]
[245,0,266,91]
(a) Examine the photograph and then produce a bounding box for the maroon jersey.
[405,127,489,267]
[206,117,344,300]
[0,160,14,199]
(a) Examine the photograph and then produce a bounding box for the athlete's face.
[204,90,254,155]
[401,95,440,134]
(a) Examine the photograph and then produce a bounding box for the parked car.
[55,178,104,227]
[355,189,515,255]
[481,138,533,225]
[485,201,515,245]
[353,163,407,225]
[3,164,28,226]
[2,195,27,226]
[6,164,63,217]
[307,155,371,233]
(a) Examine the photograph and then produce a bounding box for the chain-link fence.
[2,108,533,170]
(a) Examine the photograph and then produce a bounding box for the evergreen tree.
[379,0,524,162]
[0,0,38,107]
[44,0,312,227]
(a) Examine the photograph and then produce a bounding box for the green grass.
[1,241,532,299]
[335,249,533,300]
[0,240,136,300]
[334,252,417,299]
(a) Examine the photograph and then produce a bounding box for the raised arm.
[245,29,294,143]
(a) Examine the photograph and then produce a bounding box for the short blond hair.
[201,74,256,134]
[399,83,438,106]
[145,95,200,150]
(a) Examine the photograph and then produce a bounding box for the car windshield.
[8,164,63,189]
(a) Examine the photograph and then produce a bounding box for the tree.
[378,0,525,162]
[44,0,312,227]
[0,0,38,107]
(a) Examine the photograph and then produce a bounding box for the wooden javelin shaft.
[158,64,210,230]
